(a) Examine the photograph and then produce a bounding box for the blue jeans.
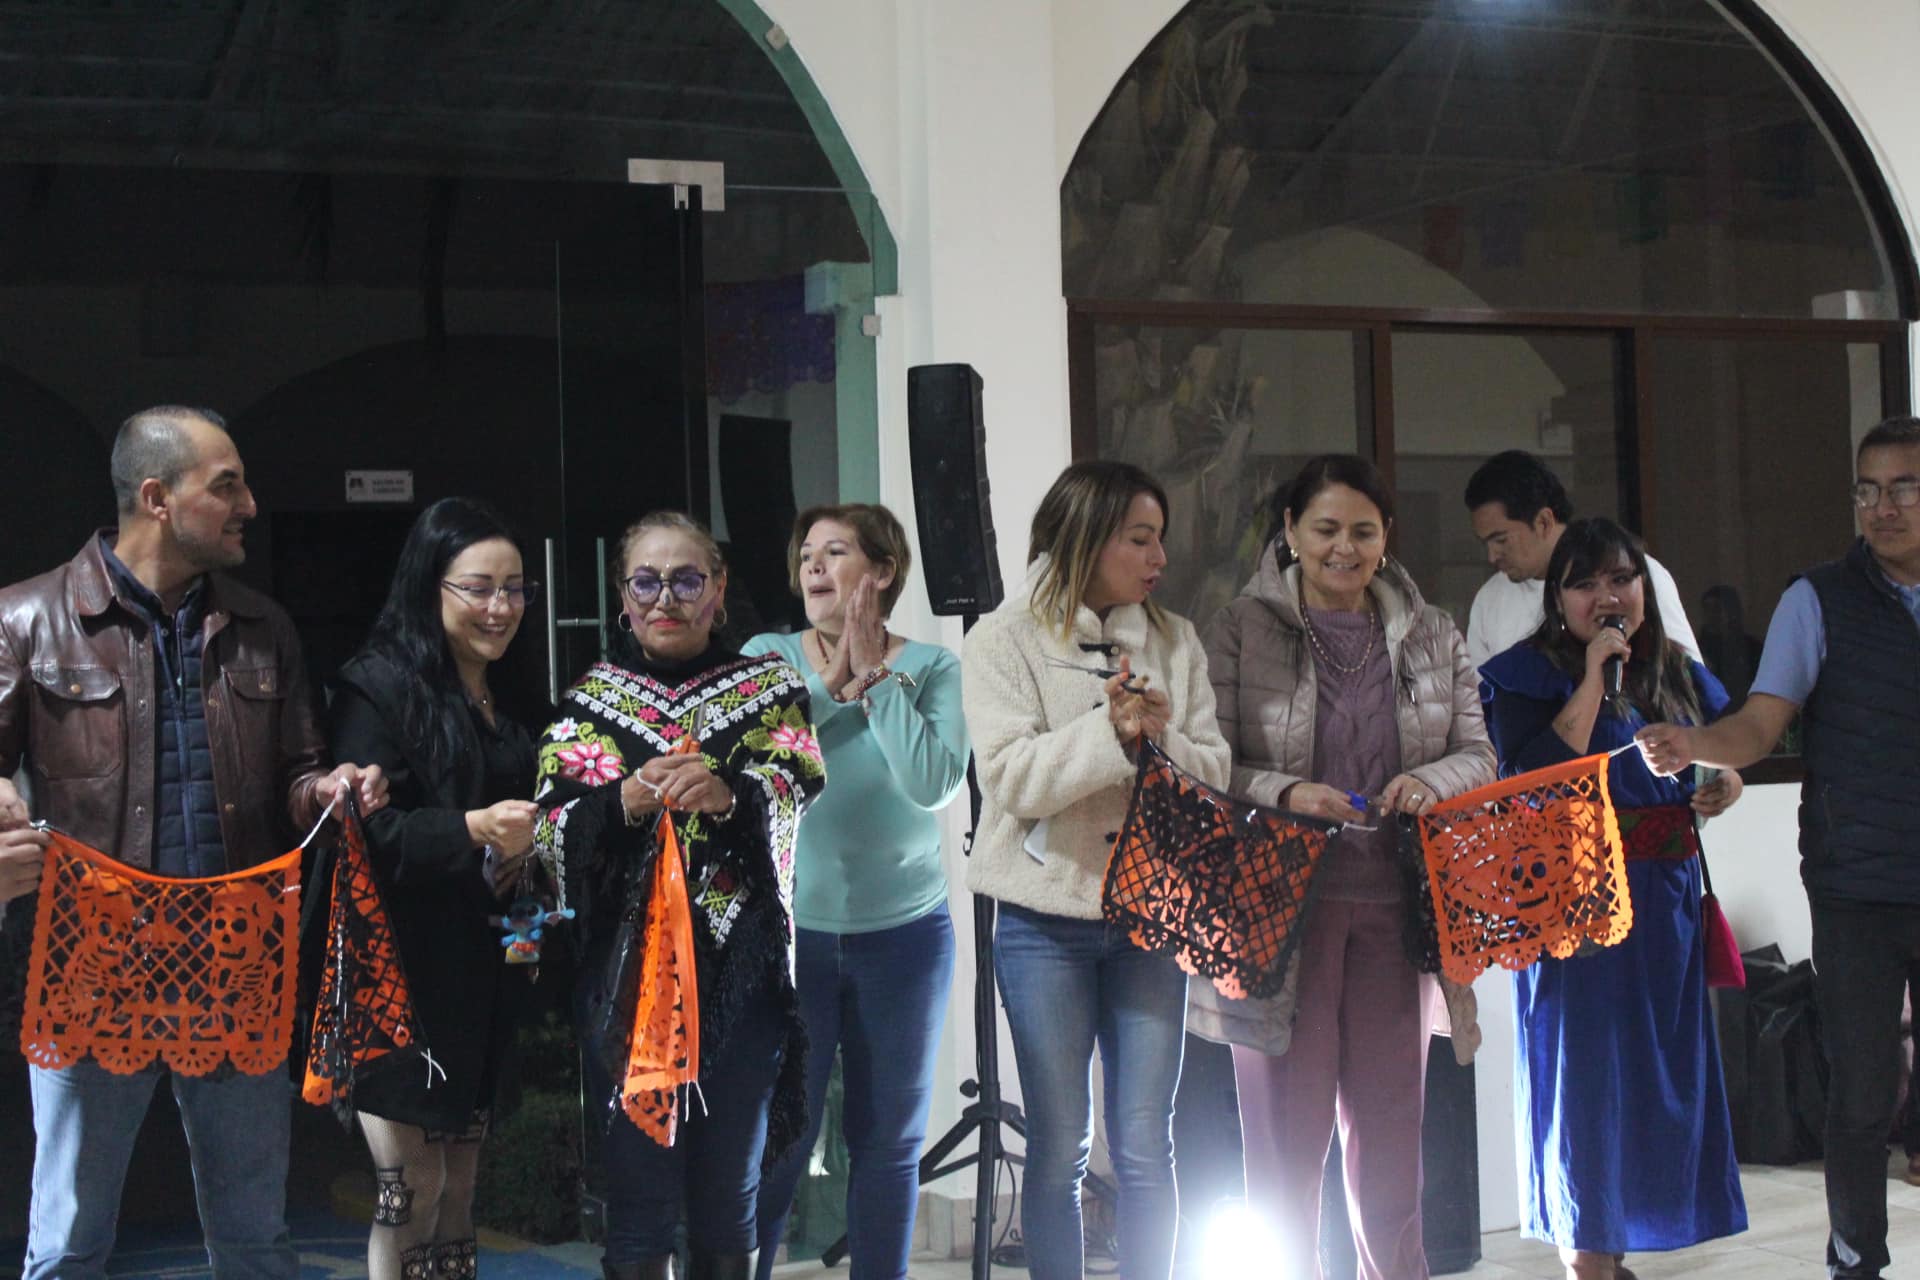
[24,1060,296,1280]
[583,993,787,1262]
[755,903,956,1280]
[993,903,1189,1280]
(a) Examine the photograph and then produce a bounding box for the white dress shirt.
[1466,552,1701,670]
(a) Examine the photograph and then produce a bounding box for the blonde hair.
[1026,461,1169,638]
[787,503,913,615]
[612,510,727,583]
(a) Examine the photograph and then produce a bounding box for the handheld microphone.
[1601,615,1627,697]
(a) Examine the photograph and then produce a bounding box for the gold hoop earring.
[715,604,730,628]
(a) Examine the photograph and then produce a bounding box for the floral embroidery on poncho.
[531,647,824,1157]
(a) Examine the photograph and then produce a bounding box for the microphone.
[1601,614,1627,697]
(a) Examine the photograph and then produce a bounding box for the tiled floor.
[17,1155,1920,1277]
[768,1154,1920,1279]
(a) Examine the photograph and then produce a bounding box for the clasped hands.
[1106,656,1171,745]
[620,752,733,819]
[819,573,892,702]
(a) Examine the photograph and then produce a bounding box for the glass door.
[544,176,710,1245]
[542,179,710,706]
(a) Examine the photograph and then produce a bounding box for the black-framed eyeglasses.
[1851,480,1920,509]
[441,580,541,609]
[623,568,710,605]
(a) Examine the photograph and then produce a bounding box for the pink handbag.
[1699,849,1746,990]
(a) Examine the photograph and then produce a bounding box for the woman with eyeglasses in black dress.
[329,497,544,1280]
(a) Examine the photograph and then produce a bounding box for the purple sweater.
[1304,606,1402,902]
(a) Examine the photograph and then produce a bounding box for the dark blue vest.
[1799,539,1920,905]
[101,542,223,878]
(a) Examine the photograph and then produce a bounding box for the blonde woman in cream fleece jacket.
[962,461,1231,1280]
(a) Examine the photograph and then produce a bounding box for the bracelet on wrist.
[841,663,892,704]
[858,668,916,715]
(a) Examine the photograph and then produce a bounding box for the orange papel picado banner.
[21,831,301,1077]
[620,811,702,1145]
[1104,738,1339,1000]
[1416,752,1631,986]
[303,797,424,1108]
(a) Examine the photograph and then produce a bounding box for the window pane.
[1647,337,1880,716]
[1065,1,1899,318]
[704,187,879,633]
[1093,322,1365,623]
[1391,332,1623,628]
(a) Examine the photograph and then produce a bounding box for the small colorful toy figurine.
[489,898,576,966]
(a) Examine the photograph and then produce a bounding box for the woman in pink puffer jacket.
[1189,454,1494,1280]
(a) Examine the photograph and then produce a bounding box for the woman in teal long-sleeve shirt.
[747,502,969,1280]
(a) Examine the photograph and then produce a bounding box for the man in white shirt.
[1462,450,1700,669]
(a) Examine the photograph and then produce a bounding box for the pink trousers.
[1231,897,1440,1280]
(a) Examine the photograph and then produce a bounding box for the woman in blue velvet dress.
[1479,517,1747,1280]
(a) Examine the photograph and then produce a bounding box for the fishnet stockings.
[361,1112,488,1279]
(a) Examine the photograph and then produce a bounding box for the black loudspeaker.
[907,363,1004,616]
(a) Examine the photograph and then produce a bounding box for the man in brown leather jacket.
[0,405,388,1280]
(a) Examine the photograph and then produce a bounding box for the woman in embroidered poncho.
[1481,518,1746,1280]
[534,511,824,1280]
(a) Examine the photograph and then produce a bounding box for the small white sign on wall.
[345,470,414,504]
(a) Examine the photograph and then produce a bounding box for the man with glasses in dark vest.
[1638,415,1920,1280]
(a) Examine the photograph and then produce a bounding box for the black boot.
[400,1243,435,1280]
[602,1258,675,1280]
[688,1251,757,1280]
[431,1238,477,1280]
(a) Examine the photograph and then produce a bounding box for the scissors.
[1042,655,1148,694]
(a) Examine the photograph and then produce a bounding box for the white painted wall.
[758,0,1920,1247]
[759,0,1078,1208]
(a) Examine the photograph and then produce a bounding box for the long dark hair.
[354,496,523,772]
[1527,517,1701,725]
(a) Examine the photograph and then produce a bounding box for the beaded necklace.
[1301,604,1379,676]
